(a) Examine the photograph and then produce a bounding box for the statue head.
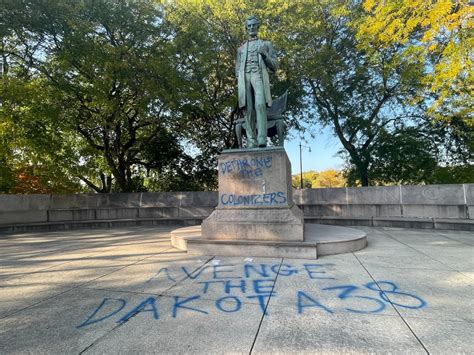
[245,15,260,38]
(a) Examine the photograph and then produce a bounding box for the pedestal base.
[201,204,304,241]
[202,147,304,242]
[171,223,367,259]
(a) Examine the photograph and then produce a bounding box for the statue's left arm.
[260,41,277,73]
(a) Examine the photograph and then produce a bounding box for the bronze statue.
[235,15,277,148]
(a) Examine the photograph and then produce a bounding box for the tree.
[291,169,346,188]
[292,170,318,189]
[431,165,474,184]
[349,126,438,186]
[354,0,473,184]
[357,0,473,126]
[0,76,85,193]
[1,0,470,193]
[279,1,429,185]
[313,169,346,188]
[276,0,472,186]
[1,0,182,192]
[1,0,307,193]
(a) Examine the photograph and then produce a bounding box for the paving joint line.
[0,246,148,281]
[249,257,283,355]
[353,252,430,354]
[0,287,76,321]
[78,255,216,354]
[0,247,174,321]
[434,231,473,247]
[86,255,216,299]
[0,236,172,282]
[0,248,108,282]
[155,256,216,295]
[78,286,163,297]
[77,254,215,297]
[379,228,472,278]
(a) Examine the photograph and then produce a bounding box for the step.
[171,224,367,259]
[0,217,205,234]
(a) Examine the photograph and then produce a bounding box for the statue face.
[246,19,259,37]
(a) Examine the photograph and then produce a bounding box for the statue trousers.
[244,71,267,147]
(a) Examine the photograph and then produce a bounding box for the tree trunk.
[79,174,112,193]
[354,163,370,186]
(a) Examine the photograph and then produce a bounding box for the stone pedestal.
[201,147,304,241]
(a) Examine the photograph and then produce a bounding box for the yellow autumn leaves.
[358,0,473,125]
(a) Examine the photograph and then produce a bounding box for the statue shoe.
[247,138,258,148]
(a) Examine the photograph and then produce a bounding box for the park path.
[0,226,472,354]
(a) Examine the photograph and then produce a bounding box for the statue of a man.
[236,15,277,148]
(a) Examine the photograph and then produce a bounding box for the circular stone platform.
[171,223,367,259]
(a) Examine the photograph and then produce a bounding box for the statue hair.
[246,15,260,26]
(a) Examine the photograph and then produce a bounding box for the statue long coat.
[235,39,277,109]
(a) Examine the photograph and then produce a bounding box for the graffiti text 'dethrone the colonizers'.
[220,156,272,178]
[220,192,287,206]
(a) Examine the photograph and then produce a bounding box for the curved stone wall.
[0,192,218,232]
[0,184,472,232]
[293,184,473,230]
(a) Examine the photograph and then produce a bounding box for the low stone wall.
[294,184,473,230]
[0,192,218,231]
[0,184,472,231]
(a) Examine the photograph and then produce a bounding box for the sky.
[183,122,345,175]
[284,124,345,175]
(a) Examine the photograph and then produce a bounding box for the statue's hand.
[258,46,268,57]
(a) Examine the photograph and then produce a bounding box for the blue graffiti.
[225,280,246,294]
[246,293,272,315]
[180,265,208,280]
[212,264,242,279]
[322,285,385,314]
[220,192,287,206]
[303,264,336,280]
[244,264,270,278]
[172,295,208,318]
[276,264,298,276]
[252,279,274,294]
[197,278,274,295]
[77,262,428,328]
[220,157,272,176]
[118,297,159,323]
[77,298,126,328]
[365,281,427,309]
[146,267,176,283]
[216,296,242,313]
[199,280,225,294]
[297,291,334,314]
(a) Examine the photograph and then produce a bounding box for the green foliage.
[0,0,471,193]
[0,76,84,193]
[358,0,473,127]
[163,0,308,154]
[431,166,474,184]
[344,120,473,186]
[281,1,432,186]
[1,0,197,192]
[278,0,471,186]
[360,127,439,185]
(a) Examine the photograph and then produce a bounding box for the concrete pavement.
[0,226,472,354]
